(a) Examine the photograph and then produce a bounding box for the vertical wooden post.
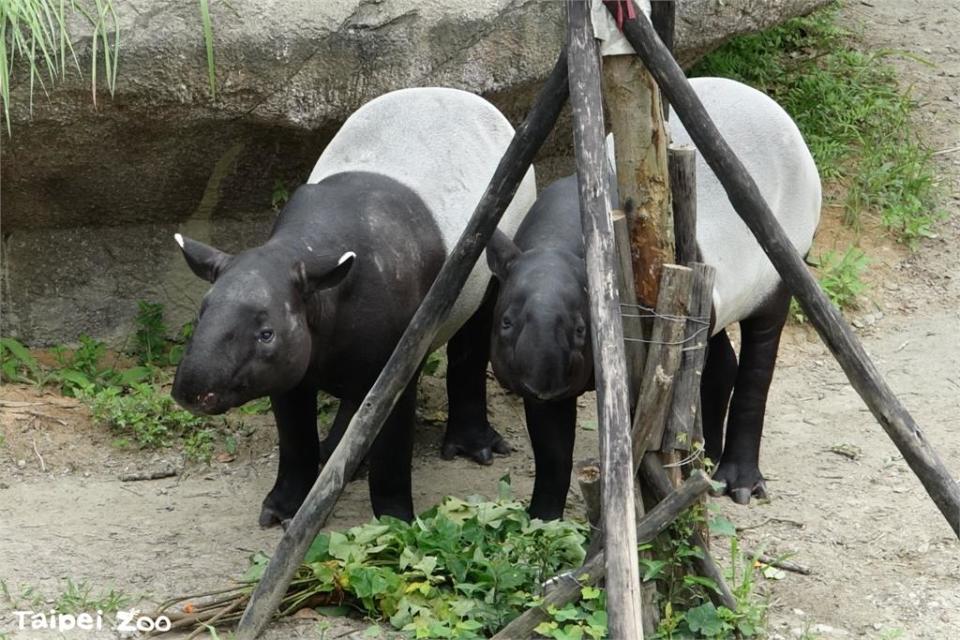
[614,211,646,405]
[602,48,673,310]
[668,146,700,264]
[567,2,644,637]
[658,145,701,485]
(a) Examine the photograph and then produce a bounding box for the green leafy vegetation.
[811,247,870,310]
[165,481,770,639]
[1,301,223,461]
[241,479,588,639]
[84,382,216,460]
[649,510,766,639]
[691,2,942,248]
[791,246,870,321]
[133,300,192,367]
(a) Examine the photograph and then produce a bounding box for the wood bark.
[613,210,646,405]
[613,1,960,537]
[567,2,644,637]
[631,265,692,464]
[602,53,673,309]
[234,50,572,640]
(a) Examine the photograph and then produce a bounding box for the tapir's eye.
[575,324,587,338]
[258,329,275,344]
[500,316,513,331]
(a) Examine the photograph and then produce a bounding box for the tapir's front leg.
[260,385,319,527]
[525,397,577,521]
[443,283,511,464]
[318,398,359,464]
[368,377,419,522]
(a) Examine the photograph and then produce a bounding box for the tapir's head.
[486,232,592,402]
[171,233,355,414]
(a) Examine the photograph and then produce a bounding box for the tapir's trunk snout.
[515,330,572,402]
[171,349,231,415]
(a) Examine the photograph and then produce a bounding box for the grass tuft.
[692,2,943,248]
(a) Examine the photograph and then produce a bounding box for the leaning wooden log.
[492,470,713,640]
[567,1,644,636]
[611,0,960,537]
[650,0,676,119]
[632,264,692,465]
[234,50,572,640]
[640,453,738,611]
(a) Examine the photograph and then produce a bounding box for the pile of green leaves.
[692,2,942,247]
[243,481,588,639]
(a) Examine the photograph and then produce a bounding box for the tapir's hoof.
[441,427,512,465]
[491,434,512,455]
[712,460,767,505]
[441,441,494,465]
[258,504,287,528]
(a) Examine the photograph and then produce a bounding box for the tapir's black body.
[173,172,501,524]
[487,78,819,519]
[486,175,595,520]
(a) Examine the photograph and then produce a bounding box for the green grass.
[2,0,218,134]
[692,1,943,248]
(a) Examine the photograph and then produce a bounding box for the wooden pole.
[234,51,572,640]
[612,1,960,537]
[668,145,700,264]
[567,2,644,637]
[613,210,646,405]
[492,470,714,640]
[650,0,676,119]
[601,43,672,310]
[663,263,715,458]
[631,264,691,467]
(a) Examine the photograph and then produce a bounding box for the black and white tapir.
[486,77,821,519]
[171,88,536,525]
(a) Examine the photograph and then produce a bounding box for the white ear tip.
[174,233,184,248]
[338,251,356,265]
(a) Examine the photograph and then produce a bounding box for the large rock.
[1,0,830,345]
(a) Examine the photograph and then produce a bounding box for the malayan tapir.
[171,88,536,525]
[485,77,821,519]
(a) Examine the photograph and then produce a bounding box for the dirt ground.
[2,1,959,638]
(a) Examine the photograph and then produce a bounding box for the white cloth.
[591,0,651,56]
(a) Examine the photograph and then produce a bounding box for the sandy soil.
[2,1,958,638]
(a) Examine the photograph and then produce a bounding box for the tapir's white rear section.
[309,88,536,348]
[669,77,821,332]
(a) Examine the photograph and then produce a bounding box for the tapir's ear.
[294,251,356,297]
[174,233,232,283]
[486,230,520,281]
